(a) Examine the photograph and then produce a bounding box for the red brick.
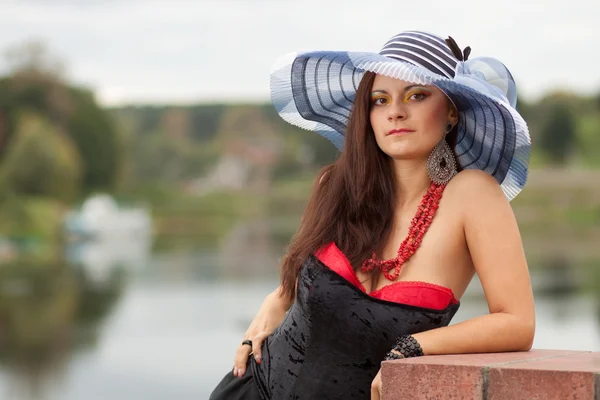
[381,350,593,400]
[488,352,600,400]
[381,361,483,400]
[494,352,600,372]
[394,350,586,367]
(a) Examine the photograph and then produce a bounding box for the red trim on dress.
[315,242,458,310]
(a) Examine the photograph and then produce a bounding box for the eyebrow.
[370,85,430,94]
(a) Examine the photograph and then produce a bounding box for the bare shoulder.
[446,169,503,194]
[444,172,533,328]
[445,169,508,207]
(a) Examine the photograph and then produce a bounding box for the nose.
[387,102,407,121]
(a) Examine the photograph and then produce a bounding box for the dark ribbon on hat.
[445,36,471,61]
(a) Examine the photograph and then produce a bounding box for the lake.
[0,231,598,400]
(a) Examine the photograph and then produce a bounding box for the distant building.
[185,139,281,195]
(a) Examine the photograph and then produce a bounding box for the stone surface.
[496,351,600,372]
[487,368,595,400]
[381,362,484,400]
[381,350,600,400]
[487,352,600,400]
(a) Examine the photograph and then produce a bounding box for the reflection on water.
[0,219,599,399]
[0,256,126,400]
[65,233,151,286]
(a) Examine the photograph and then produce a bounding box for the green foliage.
[0,193,64,253]
[0,70,72,161]
[67,88,122,192]
[214,104,279,145]
[0,112,82,202]
[110,103,226,143]
[122,184,265,246]
[0,258,77,362]
[0,41,122,194]
[0,256,123,365]
[260,103,340,167]
[126,131,219,184]
[538,100,577,164]
[188,104,226,142]
[576,114,600,167]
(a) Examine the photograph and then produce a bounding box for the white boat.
[64,194,152,239]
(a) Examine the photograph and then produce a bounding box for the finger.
[252,334,267,364]
[373,372,383,399]
[370,386,380,400]
[234,342,253,377]
[234,349,251,376]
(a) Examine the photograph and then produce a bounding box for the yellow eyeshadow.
[371,88,431,104]
[403,88,431,102]
[371,93,392,104]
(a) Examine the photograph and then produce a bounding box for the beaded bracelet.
[383,351,404,361]
[391,334,424,358]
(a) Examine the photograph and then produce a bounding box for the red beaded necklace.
[360,182,446,281]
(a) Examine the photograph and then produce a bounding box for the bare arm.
[270,285,294,312]
[233,285,293,377]
[236,169,323,376]
[410,170,535,354]
[372,170,535,399]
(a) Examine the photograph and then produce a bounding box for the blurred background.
[0,0,599,399]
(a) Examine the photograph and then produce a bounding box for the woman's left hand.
[370,368,382,400]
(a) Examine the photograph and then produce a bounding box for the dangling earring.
[427,123,458,185]
[444,122,453,134]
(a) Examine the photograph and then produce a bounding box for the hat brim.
[270,51,530,201]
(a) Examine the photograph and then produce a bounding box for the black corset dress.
[210,254,460,400]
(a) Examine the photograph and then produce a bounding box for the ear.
[447,105,459,126]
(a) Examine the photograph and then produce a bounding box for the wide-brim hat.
[270,31,530,201]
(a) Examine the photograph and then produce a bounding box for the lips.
[387,128,415,136]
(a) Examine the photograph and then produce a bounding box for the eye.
[407,92,429,101]
[371,95,390,106]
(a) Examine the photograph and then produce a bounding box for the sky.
[1,0,598,106]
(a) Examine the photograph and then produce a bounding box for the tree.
[0,112,82,202]
[3,40,72,126]
[4,40,65,78]
[261,103,339,168]
[538,101,577,165]
[0,41,121,193]
[67,88,122,192]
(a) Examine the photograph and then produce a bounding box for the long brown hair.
[278,71,460,301]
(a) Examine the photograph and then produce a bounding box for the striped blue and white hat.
[270,31,530,201]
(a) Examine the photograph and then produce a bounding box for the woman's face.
[369,74,457,160]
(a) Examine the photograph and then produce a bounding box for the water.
[0,235,599,400]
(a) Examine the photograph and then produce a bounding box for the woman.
[210,30,535,399]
